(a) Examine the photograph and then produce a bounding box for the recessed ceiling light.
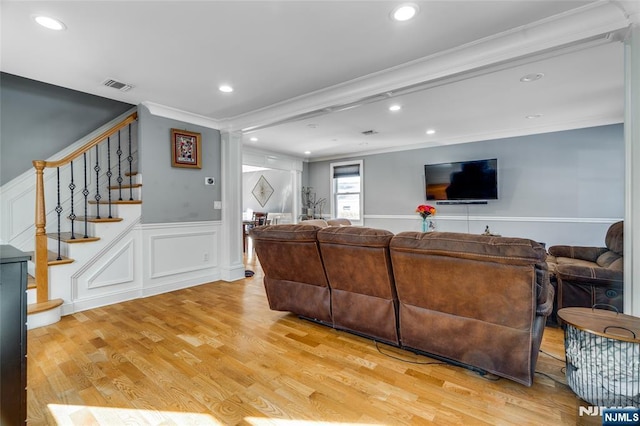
[391,4,419,21]
[389,105,402,112]
[219,85,233,93]
[525,114,543,119]
[34,15,66,30]
[249,137,258,142]
[520,73,544,83]
[426,129,436,135]
[304,151,311,155]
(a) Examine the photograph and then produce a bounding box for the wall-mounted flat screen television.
[425,158,498,202]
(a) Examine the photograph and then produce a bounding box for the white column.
[292,169,302,223]
[624,18,640,316]
[220,131,245,281]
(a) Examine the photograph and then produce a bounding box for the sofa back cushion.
[389,231,549,386]
[250,224,331,323]
[318,226,398,344]
[326,218,352,226]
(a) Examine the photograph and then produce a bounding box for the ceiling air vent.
[101,78,133,92]
[361,130,378,136]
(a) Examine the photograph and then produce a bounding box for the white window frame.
[329,160,364,226]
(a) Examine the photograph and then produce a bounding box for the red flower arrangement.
[416,204,436,219]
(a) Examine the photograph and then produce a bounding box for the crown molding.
[227,1,631,134]
[141,101,223,130]
[307,117,624,163]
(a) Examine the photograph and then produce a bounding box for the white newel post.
[624,11,640,316]
[220,131,245,281]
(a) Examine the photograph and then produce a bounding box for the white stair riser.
[27,306,62,330]
[47,204,141,253]
[108,187,142,201]
[27,287,37,305]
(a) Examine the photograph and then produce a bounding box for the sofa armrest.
[548,245,607,262]
[556,264,623,288]
[536,284,554,316]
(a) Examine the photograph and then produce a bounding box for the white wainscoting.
[363,214,622,248]
[142,221,222,298]
[53,220,222,315]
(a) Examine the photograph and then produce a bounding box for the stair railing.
[32,112,138,304]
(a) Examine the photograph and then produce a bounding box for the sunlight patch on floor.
[47,404,223,425]
[245,418,383,426]
[47,405,385,426]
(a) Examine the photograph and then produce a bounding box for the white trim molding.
[142,101,223,130]
[362,214,622,248]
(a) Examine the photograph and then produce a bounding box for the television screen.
[425,159,498,201]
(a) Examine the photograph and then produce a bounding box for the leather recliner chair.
[318,226,399,345]
[547,221,624,314]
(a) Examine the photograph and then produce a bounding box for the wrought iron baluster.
[94,145,101,219]
[107,136,113,218]
[82,153,89,238]
[55,167,63,260]
[69,161,76,239]
[128,123,134,200]
[117,130,123,200]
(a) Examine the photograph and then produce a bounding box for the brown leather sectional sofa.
[250,224,554,386]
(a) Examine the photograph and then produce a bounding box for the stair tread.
[89,200,142,204]
[125,171,139,176]
[28,298,64,315]
[27,251,74,265]
[108,183,142,189]
[47,232,100,243]
[73,216,124,223]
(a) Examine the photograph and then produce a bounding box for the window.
[330,160,363,225]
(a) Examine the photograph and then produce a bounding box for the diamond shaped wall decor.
[252,175,274,207]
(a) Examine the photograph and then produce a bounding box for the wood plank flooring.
[27,253,599,425]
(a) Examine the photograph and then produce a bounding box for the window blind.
[333,164,360,178]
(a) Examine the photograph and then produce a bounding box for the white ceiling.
[1,1,634,161]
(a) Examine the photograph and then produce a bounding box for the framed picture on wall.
[171,128,202,168]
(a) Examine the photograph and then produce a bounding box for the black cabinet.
[1,245,30,425]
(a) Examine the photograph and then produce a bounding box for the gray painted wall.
[0,72,134,185]
[138,105,221,223]
[307,124,624,245]
[243,169,293,214]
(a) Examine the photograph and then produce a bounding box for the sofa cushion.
[318,226,393,247]
[327,218,352,226]
[318,226,398,344]
[389,231,552,386]
[555,257,598,269]
[596,251,623,270]
[390,231,547,265]
[250,224,331,323]
[300,219,329,227]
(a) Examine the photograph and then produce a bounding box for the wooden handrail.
[32,111,138,305]
[38,111,137,169]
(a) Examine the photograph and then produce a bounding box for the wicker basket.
[558,307,640,406]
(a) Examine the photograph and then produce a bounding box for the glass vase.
[421,217,435,232]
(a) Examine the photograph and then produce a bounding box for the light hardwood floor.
[27,252,598,425]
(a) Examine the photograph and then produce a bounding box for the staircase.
[26,111,140,329]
